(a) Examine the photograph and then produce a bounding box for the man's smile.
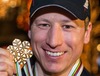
[46,51,65,57]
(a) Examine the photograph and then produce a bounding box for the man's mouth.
[46,51,65,57]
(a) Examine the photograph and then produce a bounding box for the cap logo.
[84,0,88,9]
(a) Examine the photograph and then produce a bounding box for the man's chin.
[43,66,65,74]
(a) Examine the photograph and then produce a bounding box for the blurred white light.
[2,0,9,3]
[9,1,17,8]
[97,44,100,52]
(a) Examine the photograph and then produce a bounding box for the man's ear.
[28,30,31,39]
[84,22,92,44]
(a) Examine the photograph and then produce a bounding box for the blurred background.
[0,0,100,76]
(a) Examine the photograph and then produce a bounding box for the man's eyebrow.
[35,18,51,23]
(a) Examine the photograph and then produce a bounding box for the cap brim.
[30,4,77,19]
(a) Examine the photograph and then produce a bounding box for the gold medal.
[7,39,33,68]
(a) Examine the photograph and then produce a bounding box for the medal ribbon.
[68,59,83,76]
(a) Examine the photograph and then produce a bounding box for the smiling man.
[28,0,92,76]
[0,0,93,76]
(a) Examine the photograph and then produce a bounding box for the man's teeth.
[46,51,64,56]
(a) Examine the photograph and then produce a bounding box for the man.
[0,0,92,76]
[28,0,92,76]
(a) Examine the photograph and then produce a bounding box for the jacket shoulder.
[81,68,94,76]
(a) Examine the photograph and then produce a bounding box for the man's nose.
[46,24,63,48]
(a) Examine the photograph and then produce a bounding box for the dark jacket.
[81,68,94,76]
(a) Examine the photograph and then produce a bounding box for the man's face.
[29,12,91,74]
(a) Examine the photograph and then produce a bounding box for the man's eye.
[62,25,75,30]
[37,24,50,29]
